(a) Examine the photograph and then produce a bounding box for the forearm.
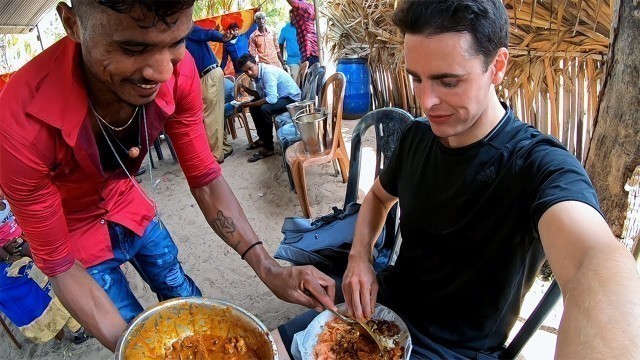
[191,176,278,278]
[50,262,126,351]
[349,188,394,263]
[556,243,640,358]
[248,98,268,108]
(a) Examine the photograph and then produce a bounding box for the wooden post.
[313,0,323,65]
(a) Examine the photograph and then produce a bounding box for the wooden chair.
[285,72,348,218]
[226,73,255,145]
[297,61,309,88]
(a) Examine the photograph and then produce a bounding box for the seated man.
[237,54,301,163]
[273,0,640,359]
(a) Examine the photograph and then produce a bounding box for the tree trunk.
[584,0,640,237]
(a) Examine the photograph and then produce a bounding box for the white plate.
[291,303,412,360]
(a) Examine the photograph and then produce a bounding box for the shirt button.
[100,219,105,224]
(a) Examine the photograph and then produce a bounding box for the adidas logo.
[477,166,497,182]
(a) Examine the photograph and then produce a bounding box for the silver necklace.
[95,105,161,222]
[91,102,142,158]
[89,101,140,131]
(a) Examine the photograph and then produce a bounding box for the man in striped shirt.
[286,0,319,65]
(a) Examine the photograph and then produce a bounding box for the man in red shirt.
[286,0,319,65]
[0,0,336,352]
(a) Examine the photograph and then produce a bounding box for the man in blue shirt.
[186,25,235,162]
[237,54,301,163]
[279,11,302,83]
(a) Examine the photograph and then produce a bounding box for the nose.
[141,49,178,84]
[418,82,440,111]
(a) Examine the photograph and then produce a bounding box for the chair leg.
[154,138,164,160]
[148,147,157,169]
[226,117,238,139]
[291,161,312,218]
[331,159,340,177]
[337,148,349,183]
[162,132,178,164]
[239,114,254,145]
[0,315,22,349]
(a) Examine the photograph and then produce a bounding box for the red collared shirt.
[0,37,221,277]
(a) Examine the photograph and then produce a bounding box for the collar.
[257,63,264,81]
[23,37,176,147]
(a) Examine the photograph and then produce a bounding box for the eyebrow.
[117,34,189,48]
[406,69,465,80]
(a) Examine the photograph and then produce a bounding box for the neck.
[259,26,267,33]
[83,65,138,128]
[442,92,506,148]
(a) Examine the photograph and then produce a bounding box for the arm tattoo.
[211,211,240,249]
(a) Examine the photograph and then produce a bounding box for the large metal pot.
[293,110,330,154]
[286,100,316,119]
[115,297,278,359]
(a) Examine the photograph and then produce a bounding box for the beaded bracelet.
[241,241,263,260]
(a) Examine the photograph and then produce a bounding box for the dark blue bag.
[274,202,386,276]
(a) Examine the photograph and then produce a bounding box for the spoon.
[325,307,388,351]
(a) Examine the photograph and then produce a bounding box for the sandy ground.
[0,119,560,359]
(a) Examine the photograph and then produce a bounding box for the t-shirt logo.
[478,166,497,182]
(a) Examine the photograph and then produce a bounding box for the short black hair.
[227,22,240,30]
[237,53,256,69]
[92,0,195,27]
[392,0,509,69]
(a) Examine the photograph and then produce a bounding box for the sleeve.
[522,137,602,226]
[164,52,222,188]
[263,71,279,104]
[249,34,257,57]
[278,28,285,44]
[189,26,225,43]
[220,46,228,69]
[378,125,412,198]
[0,130,75,277]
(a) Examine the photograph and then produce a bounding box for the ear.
[56,2,82,43]
[490,47,509,85]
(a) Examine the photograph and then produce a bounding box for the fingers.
[301,267,336,312]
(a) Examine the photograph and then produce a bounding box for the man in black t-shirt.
[272,0,640,359]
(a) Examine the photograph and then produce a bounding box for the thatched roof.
[322,0,613,162]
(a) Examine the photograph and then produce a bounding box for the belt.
[200,64,219,78]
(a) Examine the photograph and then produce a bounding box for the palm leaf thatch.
[322,0,612,162]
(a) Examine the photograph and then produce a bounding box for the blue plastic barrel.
[336,57,371,119]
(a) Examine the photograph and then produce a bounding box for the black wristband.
[241,241,263,260]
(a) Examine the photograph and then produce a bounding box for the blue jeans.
[87,218,201,323]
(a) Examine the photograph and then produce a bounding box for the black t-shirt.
[378,106,601,353]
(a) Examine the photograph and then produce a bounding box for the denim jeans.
[87,218,201,323]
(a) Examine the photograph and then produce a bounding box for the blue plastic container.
[336,57,371,119]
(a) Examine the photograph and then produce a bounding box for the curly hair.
[96,0,195,27]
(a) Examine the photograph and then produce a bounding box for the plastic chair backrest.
[497,279,561,359]
[301,65,325,103]
[343,107,414,256]
[344,107,414,206]
[301,63,320,99]
[298,61,309,87]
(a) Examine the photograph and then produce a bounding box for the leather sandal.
[245,141,264,151]
[247,150,274,163]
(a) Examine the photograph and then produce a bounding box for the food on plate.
[164,334,260,360]
[313,317,404,360]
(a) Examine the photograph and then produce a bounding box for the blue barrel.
[336,57,371,119]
